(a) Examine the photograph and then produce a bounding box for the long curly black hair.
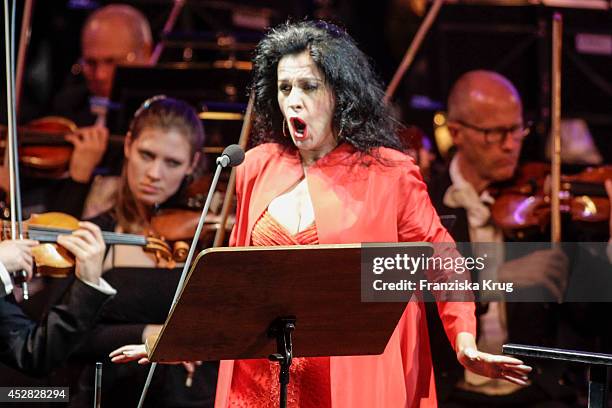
[250,20,402,153]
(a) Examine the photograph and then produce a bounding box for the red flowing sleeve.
[396,159,476,352]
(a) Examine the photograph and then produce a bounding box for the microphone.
[216,144,245,168]
[137,144,244,408]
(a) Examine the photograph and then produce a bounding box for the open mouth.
[290,117,308,140]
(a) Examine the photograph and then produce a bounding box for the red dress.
[215,143,476,408]
[227,210,331,408]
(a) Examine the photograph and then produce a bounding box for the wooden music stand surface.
[147,243,429,363]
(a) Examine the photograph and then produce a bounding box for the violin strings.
[24,225,147,246]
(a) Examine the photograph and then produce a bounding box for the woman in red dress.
[111,20,531,407]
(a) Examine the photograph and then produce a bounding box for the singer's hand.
[455,332,532,385]
[0,239,39,279]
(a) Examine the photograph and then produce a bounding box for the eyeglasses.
[80,53,136,71]
[455,119,532,145]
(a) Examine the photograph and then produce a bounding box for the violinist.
[68,96,217,407]
[53,4,152,126]
[426,70,577,407]
[21,4,152,219]
[0,225,115,375]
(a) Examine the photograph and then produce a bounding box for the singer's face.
[124,127,196,206]
[277,51,337,158]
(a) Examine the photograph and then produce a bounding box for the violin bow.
[2,0,32,186]
[550,13,563,244]
[148,0,186,65]
[3,0,28,298]
[383,0,444,104]
[14,0,33,115]
[212,91,254,247]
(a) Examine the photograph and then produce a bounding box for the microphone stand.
[149,0,185,65]
[136,146,242,408]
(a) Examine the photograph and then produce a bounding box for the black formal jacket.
[426,166,574,402]
[0,279,112,376]
[68,211,218,408]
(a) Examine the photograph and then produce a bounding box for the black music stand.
[145,243,430,408]
[106,63,250,135]
[504,343,612,408]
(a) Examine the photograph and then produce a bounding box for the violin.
[150,207,234,254]
[0,116,124,177]
[491,163,611,239]
[1,212,179,277]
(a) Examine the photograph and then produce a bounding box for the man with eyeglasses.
[425,70,576,407]
[38,5,153,219]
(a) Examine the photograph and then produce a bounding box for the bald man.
[425,71,576,407]
[446,70,525,192]
[80,5,152,101]
[27,5,153,219]
[53,4,151,126]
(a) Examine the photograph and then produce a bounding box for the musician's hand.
[498,248,568,301]
[142,324,163,343]
[455,332,531,386]
[109,344,200,367]
[0,239,38,279]
[56,221,105,285]
[182,361,202,387]
[110,344,150,364]
[109,343,201,386]
[66,125,109,183]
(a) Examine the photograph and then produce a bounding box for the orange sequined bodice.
[227,210,331,408]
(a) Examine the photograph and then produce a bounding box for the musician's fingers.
[110,354,131,363]
[56,235,87,259]
[20,254,33,280]
[22,251,33,268]
[78,222,105,245]
[182,361,195,374]
[94,127,109,146]
[109,345,138,358]
[71,229,98,247]
[13,239,39,248]
[64,133,80,146]
[24,267,33,281]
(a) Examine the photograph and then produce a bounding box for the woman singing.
[112,21,530,407]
